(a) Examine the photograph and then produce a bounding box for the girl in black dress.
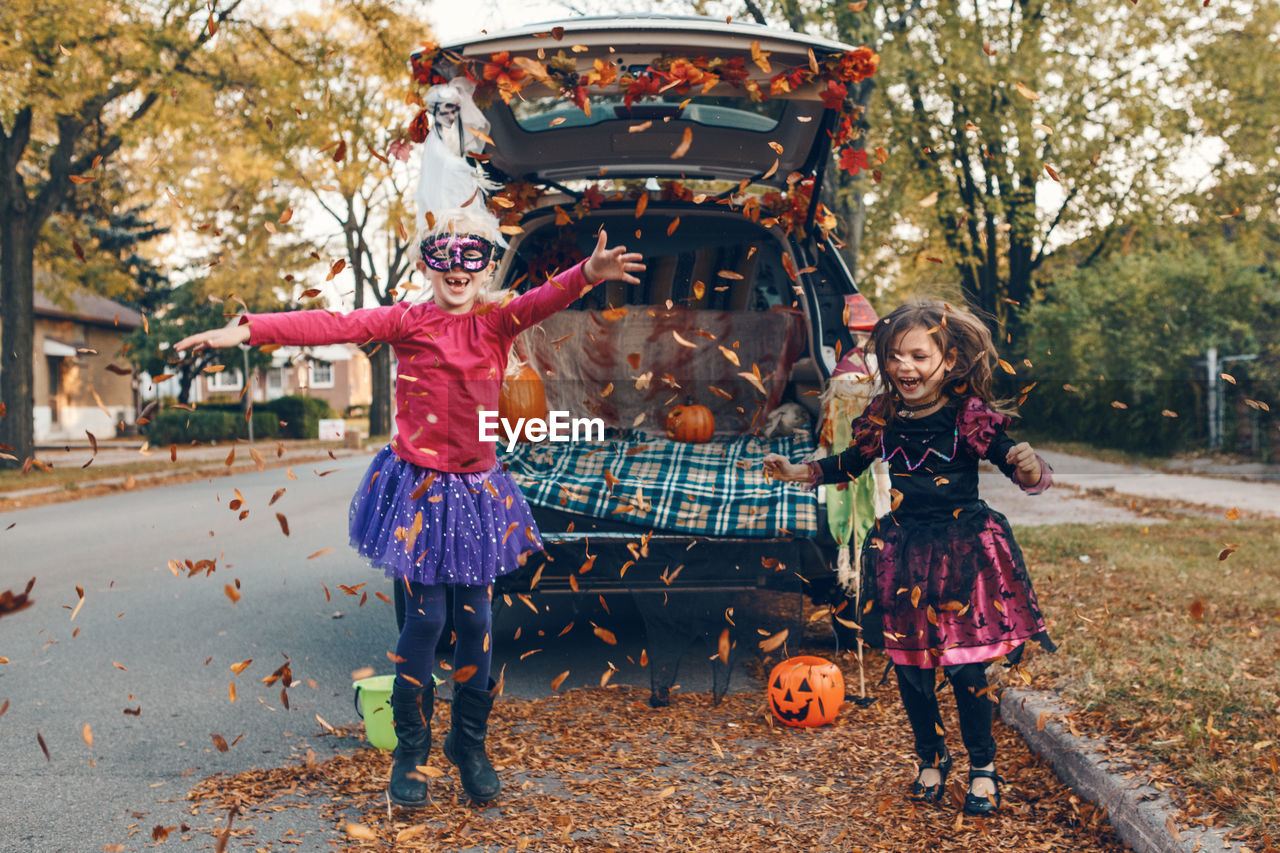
[765,299,1055,815]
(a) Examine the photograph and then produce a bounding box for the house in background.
[185,343,372,412]
[31,289,142,441]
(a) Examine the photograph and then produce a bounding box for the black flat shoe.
[963,768,1003,815]
[909,748,953,803]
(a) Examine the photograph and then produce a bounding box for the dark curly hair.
[861,299,1014,427]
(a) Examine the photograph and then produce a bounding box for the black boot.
[443,680,501,803]
[388,680,433,807]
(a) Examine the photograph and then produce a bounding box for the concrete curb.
[1000,688,1244,853]
[0,446,372,502]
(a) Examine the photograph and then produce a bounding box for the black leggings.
[394,582,492,690]
[894,662,995,767]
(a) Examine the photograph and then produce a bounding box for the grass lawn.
[1018,517,1280,836]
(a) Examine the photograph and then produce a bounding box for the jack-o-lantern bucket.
[767,655,845,727]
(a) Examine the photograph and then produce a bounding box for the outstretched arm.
[497,228,645,334]
[175,320,250,353]
[583,228,645,285]
[762,453,811,482]
[1006,441,1047,489]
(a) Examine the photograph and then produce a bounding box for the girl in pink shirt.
[765,300,1054,816]
[177,209,643,808]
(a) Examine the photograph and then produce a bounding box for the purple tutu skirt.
[348,446,543,586]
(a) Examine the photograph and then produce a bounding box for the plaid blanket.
[501,431,818,538]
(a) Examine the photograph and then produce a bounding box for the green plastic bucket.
[352,675,398,751]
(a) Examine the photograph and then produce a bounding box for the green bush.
[145,395,334,442]
[1017,243,1278,456]
[261,395,336,439]
[145,410,238,445]
[145,409,280,444]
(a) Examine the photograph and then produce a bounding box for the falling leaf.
[452,665,478,683]
[593,625,618,645]
[230,659,252,675]
[211,733,230,752]
[758,629,788,652]
[550,670,570,692]
[910,586,922,609]
[717,628,731,664]
[672,331,697,349]
[1188,599,1205,620]
[739,370,767,395]
[1014,81,1040,101]
[82,724,93,747]
[224,584,240,604]
[918,191,938,208]
[671,127,693,160]
[667,217,680,236]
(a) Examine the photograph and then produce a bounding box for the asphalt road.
[0,452,749,853]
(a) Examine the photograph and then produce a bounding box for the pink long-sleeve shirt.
[243,260,599,473]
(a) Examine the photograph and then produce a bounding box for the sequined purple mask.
[420,233,495,272]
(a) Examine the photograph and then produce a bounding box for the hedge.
[144,395,334,444]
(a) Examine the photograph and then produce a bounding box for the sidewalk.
[2,437,373,505]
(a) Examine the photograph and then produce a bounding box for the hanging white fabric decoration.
[415,78,499,227]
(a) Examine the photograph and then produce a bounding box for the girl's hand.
[174,322,251,354]
[583,229,645,284]
[1006,442,1043,485]
[763,453,809,483]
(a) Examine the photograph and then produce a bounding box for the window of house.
[208,367,243,391]
[266,368,284,393]
[310,360,334,388]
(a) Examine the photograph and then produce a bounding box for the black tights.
[394,582,492,690]
[894,662,995,767]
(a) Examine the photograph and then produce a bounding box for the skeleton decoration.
[414,78,499,228]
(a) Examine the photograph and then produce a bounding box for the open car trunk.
[495,205,834,565]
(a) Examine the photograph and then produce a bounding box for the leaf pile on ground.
[185,662,1128,852]
[1020,518,1280,842]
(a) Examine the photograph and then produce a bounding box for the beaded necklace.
[880,415,960,472]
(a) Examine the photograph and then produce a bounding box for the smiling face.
[418,233,497,314]
[885,325,957,404]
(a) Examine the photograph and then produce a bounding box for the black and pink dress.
[813,395,1056,668]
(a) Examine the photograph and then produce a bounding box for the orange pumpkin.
[665,400,715,443]
[498,363,548,442]
[767,655,845,727]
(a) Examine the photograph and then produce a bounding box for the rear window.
[511,94,787,134]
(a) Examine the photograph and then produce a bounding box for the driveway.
[981,450,1280,526]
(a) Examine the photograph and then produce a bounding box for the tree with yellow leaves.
[0,0,245,465]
